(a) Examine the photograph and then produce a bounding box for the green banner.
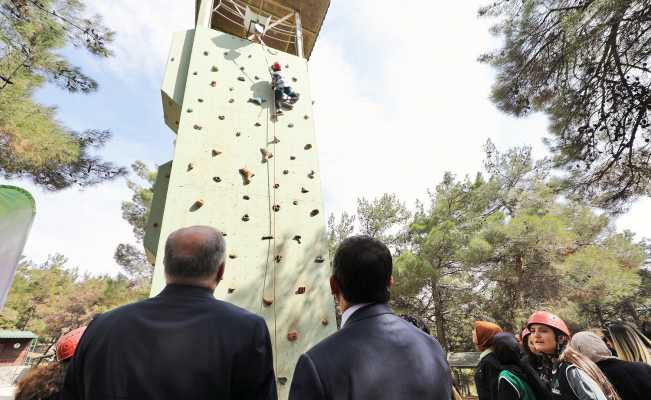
[0,185,36,309]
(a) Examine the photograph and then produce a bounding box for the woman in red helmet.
[15,326,86,400]
[527,311,617,400]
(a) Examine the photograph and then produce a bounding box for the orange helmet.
[272,62,281,71]
[56,326,86,362]
[527,311,571,337]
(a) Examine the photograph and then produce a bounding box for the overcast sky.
[7,0,651,275]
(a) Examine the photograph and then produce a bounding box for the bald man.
[62,226,277,400]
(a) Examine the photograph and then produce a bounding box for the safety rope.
[256,36,279,375]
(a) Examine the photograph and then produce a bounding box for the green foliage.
[114,161,156,287]
[479,0,651,212]
[329,143,649,351]
[0,0,125,189]
[0,255,145,346]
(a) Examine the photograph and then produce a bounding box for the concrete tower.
[144,0,334,396]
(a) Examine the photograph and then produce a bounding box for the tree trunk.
[433,286,449,350]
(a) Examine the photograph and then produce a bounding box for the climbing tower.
[144,0,333,395]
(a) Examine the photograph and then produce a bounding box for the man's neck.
[166,276,217,291]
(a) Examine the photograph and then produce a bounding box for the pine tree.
[0,0,125,189]
[479,0,651,212]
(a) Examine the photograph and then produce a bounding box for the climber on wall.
[271,62,299,114]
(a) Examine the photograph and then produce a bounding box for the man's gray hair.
[163,226,226,278]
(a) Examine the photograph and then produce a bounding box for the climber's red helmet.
[272,62,281,72]
[56,326,87,362]
[526,311,571,337]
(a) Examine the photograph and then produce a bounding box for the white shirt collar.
[341,303,372,327]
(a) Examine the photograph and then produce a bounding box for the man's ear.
[330,275,340,296]
[216,261,225,283]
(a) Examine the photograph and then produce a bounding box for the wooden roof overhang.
[195,0,330,59]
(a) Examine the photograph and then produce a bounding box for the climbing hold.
[307,171,315,179]
[304,144,312,150]
[283,170,289,175]
[293,235,302,244]
[310,209,319,217]
[290,156,296,160]
[238,76,245,81]
[288,123,294,128]
[229,87,234,91]
[187,163,194,171]
[218,115,225,120]
[192,71,198,76]
[315,256,325,263]
[190,199,205,211]
[287,331,298,342]
[228,98,234,103]
[170,57,175,62]
[229,254,237,259]
[321,319,329,326]
[153,223,159,228]
[248,54,252,58]
[272,204,280,212]
[292,200,299,206]
[243,195,250,200]
[261,235,274,240]
[210,81,217,87]
[212,176,221,183]
[304,115,309,120]
[285,64,289,69]
[203,51,209,56]
[222,233,227,237]
[249,97,266,105]
[263,297,273,306]
[260,148,273,163]
[235,132,241,137]
[292,77,298,82]
[240,66,245,71]
[254,75,259,80]
[224,51,229,56]
[193,124,202,130]
[273,183,280,189]
[295,286,306,294]
[278,377,288,385]
[274,255,282,263]
[175,121,179,125]
[228,288,235,294]
[301,187,309,193]
[254,122,262,127]
[242,214,250,222]
[211,65,218,72]
[239,168,254,185]
[198,98,204,103]
[271,136,280,144]
[212,149,222,157]
[187,108,193,113]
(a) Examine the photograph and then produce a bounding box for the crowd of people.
[473,315,651,400]
[10,225,651,400]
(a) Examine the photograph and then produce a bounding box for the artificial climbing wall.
[148,26,336,396]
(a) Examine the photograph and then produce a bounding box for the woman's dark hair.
[400,314,431,335]
[15,362,67,400]
[333,236,392,304]
[493,333,551,400]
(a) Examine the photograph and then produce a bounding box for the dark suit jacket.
[62,284,277,400]
[289,303,452,400]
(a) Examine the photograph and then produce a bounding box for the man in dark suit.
[289,236,452,400]
[62,226,277,400]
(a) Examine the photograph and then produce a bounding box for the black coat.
[597,358,651,400]
[288,303,451,400]
[61,284,277,400]
[475,352,501,400]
